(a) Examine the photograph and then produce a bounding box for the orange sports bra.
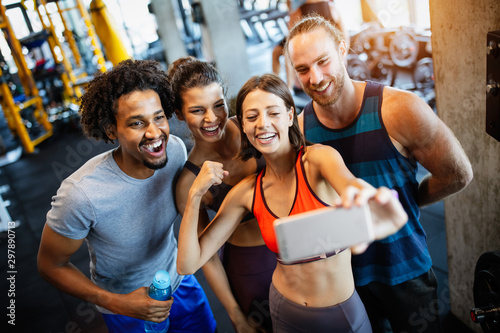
[253,147,341,264]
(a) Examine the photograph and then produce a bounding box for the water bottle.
[144,270,172,333]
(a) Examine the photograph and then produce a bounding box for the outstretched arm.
[306,145,408,250]
[37,225,172,323]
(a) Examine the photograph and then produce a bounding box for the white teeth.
[315,83,329,92]
[203,125,219,132]
[257,133,275,140]
[144,141,162,149]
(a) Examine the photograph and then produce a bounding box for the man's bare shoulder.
[380,85,434,124]
[381,85,428,109]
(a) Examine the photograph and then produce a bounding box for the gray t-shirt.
[46,135,187,314]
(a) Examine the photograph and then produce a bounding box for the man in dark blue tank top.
[284,15,473,333]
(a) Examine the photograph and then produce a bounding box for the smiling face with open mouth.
[289,28,346,107]
[241,88,293,156]
[179,82,228,143]
[107,89,170,179]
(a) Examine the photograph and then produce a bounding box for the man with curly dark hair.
[37,59,217,332]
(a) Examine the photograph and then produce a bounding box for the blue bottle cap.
[153,270,171,289]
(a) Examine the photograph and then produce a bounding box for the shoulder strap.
[252,167,265,216]
[183,160,200,176]
[255,156,266,173]
[228,116,239,127]
[302,101,314,137]
[364,81,384,99]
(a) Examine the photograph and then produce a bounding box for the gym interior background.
[0,0,498,332]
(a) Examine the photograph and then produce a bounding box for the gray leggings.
[269,282,372,332]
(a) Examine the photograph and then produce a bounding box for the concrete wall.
[199,0,251,98]
[429,0,500,330]
[150,0,188,65]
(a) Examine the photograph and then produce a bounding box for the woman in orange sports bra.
[177,74,408,332]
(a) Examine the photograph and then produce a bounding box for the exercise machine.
[470,251,500,333]
[0,2,52,154]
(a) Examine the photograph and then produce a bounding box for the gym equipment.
[470,251,500,333]
[413,57,434,89]
[389,30,419,68]
[0,66,53,153]
[349,24,431,78]
[238,0,288,44]
[34,0,85,103]
[51,0,107,73]
[347,23,434,108]
[89,0,131,66]
[347,57,371,81]
[0,0,108,153]
[31,0,108,97]
[0,3,53,153]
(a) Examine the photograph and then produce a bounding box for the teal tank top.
[303,81,432,286]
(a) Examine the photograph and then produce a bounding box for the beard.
[306,70,345,107]
[140,134,168,170]
[143,155,168,170]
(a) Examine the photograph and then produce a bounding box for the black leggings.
[222,243,277,331]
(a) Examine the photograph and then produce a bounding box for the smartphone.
[273,205,374,264]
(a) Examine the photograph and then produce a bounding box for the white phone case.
[273,205,374,264]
